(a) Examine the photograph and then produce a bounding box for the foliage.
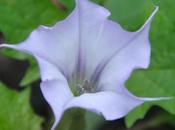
[0,82,42,130]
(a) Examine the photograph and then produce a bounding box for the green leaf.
[0,82,42,130]
[105,0,154,31]
[56,108,104,130]
[20,58,39,86]
[20,63,39,86]
[59,0,75,12]
[55,108,86,130]
[84,111,104,130]
[151,111,175,127]
[105,0,175,127]
[0,0,69,85]
[0,0,67,43]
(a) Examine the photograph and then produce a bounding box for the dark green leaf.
[0,82,42,130]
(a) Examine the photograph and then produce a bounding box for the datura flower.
[0,0,165,129]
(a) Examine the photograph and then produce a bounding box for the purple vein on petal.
[76,0,86,82]
[74,0,110,82]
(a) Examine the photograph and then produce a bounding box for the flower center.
[69,79,96,96]
[77,80,96,95]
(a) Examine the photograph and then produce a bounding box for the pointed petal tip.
[139,96,174,102]
[103,96,173,120]
[0,44,15,49]
[51,120,59,130]
[0,44,7,48]
[152,6,159,17]
[0,44,22,52]
[139,6,159,31]
[154,6,159,12]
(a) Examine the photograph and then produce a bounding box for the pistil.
[77,80,96,95]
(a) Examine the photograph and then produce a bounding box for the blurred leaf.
[127,108,175,129]
[105,0,175,127]
[56,108,104,130]
[0,82,42,130]
[1,49,29,60]
[0,0,69,85]
[0,0,67,43]
[59,0,75,12]
[105,0,154,31]
[20,61,39,86]
[56,108,86,130]
[84,111,104,130]
[152,111,175,127]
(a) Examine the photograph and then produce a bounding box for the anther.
[77,80,96,95]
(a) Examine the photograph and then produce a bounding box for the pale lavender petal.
[64,81,168,121]
[65,91,145,120]
[73,0,111,80]
[35,56,66,81]
[75,0,151,82]
[97,7,159,92]
[41,79,73,130]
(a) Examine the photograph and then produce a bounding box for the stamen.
[77,80,96,95]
